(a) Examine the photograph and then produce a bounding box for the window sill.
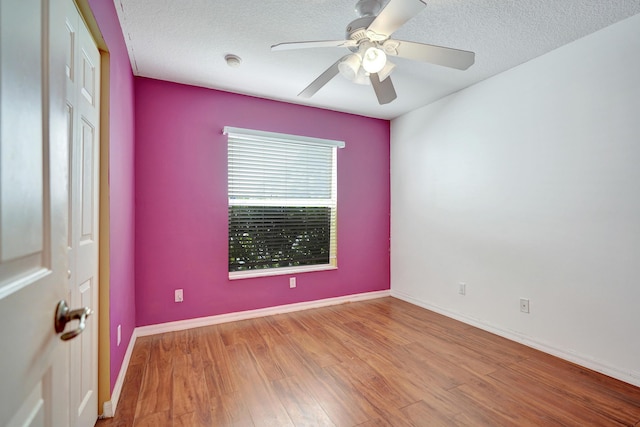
[229,264,337,280]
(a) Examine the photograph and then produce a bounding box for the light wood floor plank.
[134,334,174,419]
[272,375,336,426]
[488,366,624,425]
[97,297,640,427]
[226,343,294,426]
[400,399,459,427]
[209,391,253,427]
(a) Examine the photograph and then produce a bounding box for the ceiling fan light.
[338,53,362,81]
[362,47,386,73]
[353,66,371,85]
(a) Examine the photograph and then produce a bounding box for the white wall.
[391,13,640,386]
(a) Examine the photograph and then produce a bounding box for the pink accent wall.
[88,0,137,392]
[135,78,390,326]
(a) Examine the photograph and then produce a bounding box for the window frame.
[224,127,345,280]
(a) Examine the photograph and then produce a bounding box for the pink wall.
[88,0,136,392]
[135,78,390,326]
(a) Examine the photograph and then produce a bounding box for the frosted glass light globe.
[362,47,386,73]
[338,54,362,81]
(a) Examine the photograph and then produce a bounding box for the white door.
[0,0,70,426]
[65,0,100,425]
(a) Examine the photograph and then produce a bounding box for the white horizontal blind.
[224,127,344,273]
[229,140,333,200]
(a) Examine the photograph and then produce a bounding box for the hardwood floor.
[96,297,640,426]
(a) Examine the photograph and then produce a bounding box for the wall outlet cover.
[458,282,466,295]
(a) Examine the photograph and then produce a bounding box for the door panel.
[0,0,69,425]
[80,119,95,240]
[6,379,47,427]
[0,0,44,265]
[80,47,96,105]
[0,0,45,292]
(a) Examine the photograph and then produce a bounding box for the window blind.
[224,127,344,274]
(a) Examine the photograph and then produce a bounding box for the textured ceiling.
[114,0,640,119]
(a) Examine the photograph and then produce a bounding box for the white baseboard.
[136,289,391,337]
[102,289,391,416]
[102,328,138,418]
[391,289,640,388]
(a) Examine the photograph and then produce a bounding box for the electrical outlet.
[289,277,296,288]
[117,324,121,346]
[175,289,184,302]
[520,298,530,313]
[458,282,466,295]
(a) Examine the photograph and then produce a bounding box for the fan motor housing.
[345,16,376,51]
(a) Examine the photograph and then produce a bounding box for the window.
[224,127,345,279]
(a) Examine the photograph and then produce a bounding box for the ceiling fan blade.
[298,59,342,98]
[366,0,426,38]
[370,73,397,105]
[272,40,357,51]
[386,39,475,70]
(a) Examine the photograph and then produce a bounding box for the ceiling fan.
[272,0,475,105]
